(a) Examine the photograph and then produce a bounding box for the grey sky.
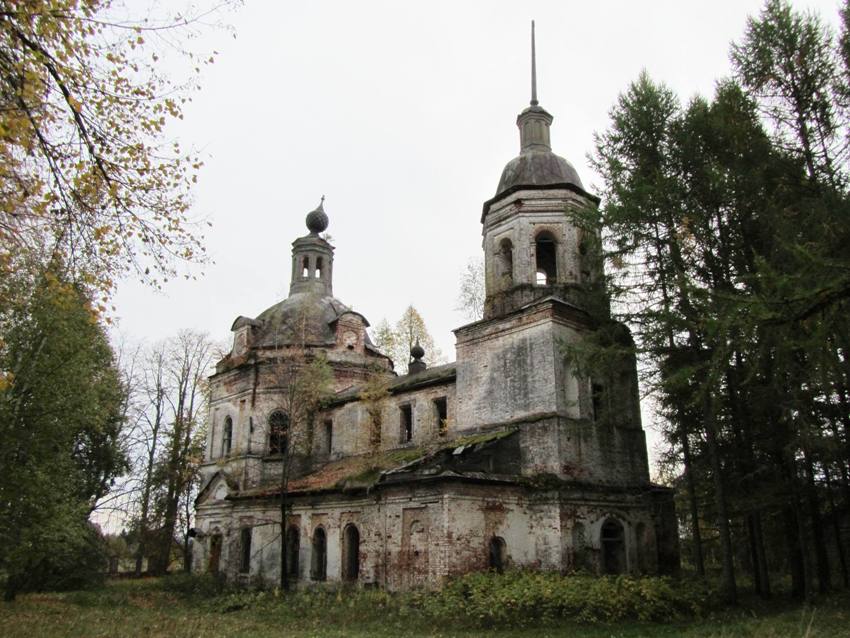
[111,0,844,468]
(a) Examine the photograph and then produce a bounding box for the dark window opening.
[239,528,252,574]
[286,525,300,579]
[592,383,604,421]
[208,533,222,574]
[311,527,327,581]
[268,411,289,455]
[324,420,333,455]
[222,416,233,457]
[601,519,626,574]
[488,536,507,573]
[497,238,514,288]
[342,524,360,582]
[315,256,323,279]
[535,232,557,285]
[302,256,310,278]
[400,404,413,443]
[434,397,448,436]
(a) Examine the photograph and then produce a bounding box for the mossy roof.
[230,427,518,500]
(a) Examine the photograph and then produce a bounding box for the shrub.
[156,572,233,598]
[416,571,713,627]
[2,522,109,596]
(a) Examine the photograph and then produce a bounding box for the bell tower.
[481,21,599,319]
[454,22,647,487]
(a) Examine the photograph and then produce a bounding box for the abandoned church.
[192,30,680,588]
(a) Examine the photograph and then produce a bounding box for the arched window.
[302,256,310,278]
[342,524,360,582]
[601,518,626,574]
[497,238,514,288]
[239,527,252,574]
[488,536,507,573]
[222,417,233,457]
[268,411,289,455]
[311,527,327,581]
[315,257,323,279]
[535,231,557,285]
[286,525,300,580]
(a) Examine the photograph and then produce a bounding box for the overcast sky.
[112,0,845,468]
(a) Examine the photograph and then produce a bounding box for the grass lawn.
[0,578,847,638]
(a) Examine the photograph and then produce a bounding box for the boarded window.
[601,519,626,574]
[488,536,507,573]
[268,411,289,455]
[222,417,233,457]
[434,397,448,436]
[535,231,557,285]
[342,524,360,582]
[239,528,252,574]
[400,404,413,443]
[311,527,327,581]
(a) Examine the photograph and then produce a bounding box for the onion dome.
[306,196,329,235]
[408,338,427,375]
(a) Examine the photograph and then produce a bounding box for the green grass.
[0,577,847,638]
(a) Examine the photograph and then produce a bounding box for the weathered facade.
[192,37,679,588]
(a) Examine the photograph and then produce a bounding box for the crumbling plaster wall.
[325,381,457,457]
[193,482,669,588]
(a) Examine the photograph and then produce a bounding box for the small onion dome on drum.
[306,197,329,235]
[408,338,427,374]
[411,338,425,360]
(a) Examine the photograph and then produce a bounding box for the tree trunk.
[702,390,737,604]
[824,467,849,587]
[803,449,831,593]
[784,506,806,599]
[680,426,705,576]
[753,511,771,598]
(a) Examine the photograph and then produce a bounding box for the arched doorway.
[311,527,327,581]
[285,525,300,580]
[601,519,626,574]
[488,536,507,573]
[341,524,360,582]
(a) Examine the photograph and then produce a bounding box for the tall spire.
[530,20,538,106]
[516,20,552,153]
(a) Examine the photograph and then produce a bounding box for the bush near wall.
[154,570,714,627]
[415,571,714,627]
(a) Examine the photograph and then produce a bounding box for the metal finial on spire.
[321,194,325,205]
[530,20,538,106]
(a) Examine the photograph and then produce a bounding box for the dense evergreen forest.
[582,0,850,604]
